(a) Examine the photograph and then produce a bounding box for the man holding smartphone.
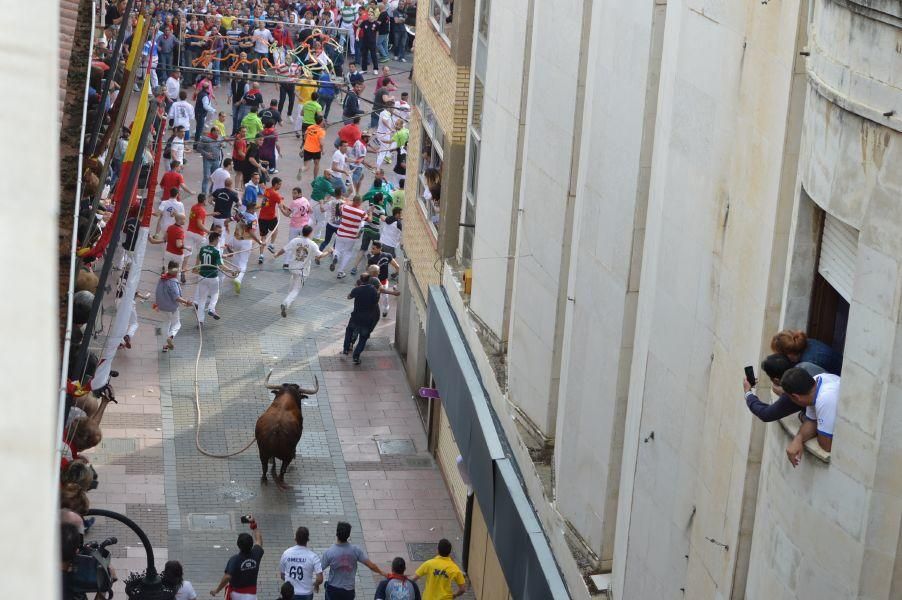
[210,515,264,599]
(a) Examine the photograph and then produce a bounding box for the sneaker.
[379,57,389,63]
[400,58,407,62]
[353,357,361,365]
[283,263,289,270]
[280,303,287,318]
[342,349,350,355]
[180,273,187,283]
[267,243,276,253]
[382,310,388,317]
[373,70,379,75]
[337,272,346,279]
[233,280,241,294]
[258,255,264,264]
[208,310,221,320]
[350,267,357,275]
[330,257,337,271]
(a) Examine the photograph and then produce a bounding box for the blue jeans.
[293,594,314,600]
[393,28,408,60]
[324,583,356,600]
[157,51,173,82]
[377,34,389,59]
[343,320,373,360]
[202,158,219,194]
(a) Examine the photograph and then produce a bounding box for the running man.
[332,195,368,279]
[229,210,263,294]
[273,225,333,317]
[192,231,235,324]
[257,177,284,264]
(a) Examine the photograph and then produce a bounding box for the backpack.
[384,578,414,600]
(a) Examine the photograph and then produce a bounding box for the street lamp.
[86,509,174,600]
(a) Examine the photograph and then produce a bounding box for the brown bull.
[255,370,319,490]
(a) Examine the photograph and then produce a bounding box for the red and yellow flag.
[124,15,145,72]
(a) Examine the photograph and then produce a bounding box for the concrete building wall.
[5,0,60,597]
[613,2,808,597]
[505,0,589,438]
[746,1,902,598]
[466,0,531,341]
[552,0,666,564]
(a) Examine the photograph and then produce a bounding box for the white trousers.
[334,236,357,273]
[163,250,184,272]
[283,273,307,308]
[193,277,219,322]
[162,309,181,338]
[230,239,253,283]
[126,305,139,337]
[185,231,206,259]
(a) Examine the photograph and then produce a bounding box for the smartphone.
[744,366,756,387]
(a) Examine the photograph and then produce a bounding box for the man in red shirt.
[337,116,363,147]
[333,195,367,279]
[150,213,187,280]
[185,194,209,274]
[257,177,284,264]
[158,160,194,198]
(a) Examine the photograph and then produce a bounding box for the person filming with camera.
[210,515,264,600]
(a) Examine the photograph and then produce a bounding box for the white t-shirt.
[165,76,181,101]
[376,109,394,137]
[253,27,274,53]
[332,150,348,173]
[280,545,323,594]
[379,218,401,247]
[804,373,840,438]
[282,236,323,276]
[210,167,230,192]
[168,100,195,130]
[174,580,198,600]
[158,198,185,232]
[171,138,185,165]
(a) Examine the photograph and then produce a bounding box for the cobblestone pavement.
[85,61,473,599]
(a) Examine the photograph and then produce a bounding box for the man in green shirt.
[192,231,235,323]
[302,92,323,137]
[241,107,264,143]
[310,170,336,202]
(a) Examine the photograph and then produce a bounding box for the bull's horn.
[263,369,281,390]
[298,376,319,396]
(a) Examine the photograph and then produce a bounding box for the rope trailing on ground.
[190,308,257,458]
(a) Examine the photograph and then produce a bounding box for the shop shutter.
[435,404,469,522]
[818,213,858,302]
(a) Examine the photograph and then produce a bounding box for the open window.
[809,213,854,354]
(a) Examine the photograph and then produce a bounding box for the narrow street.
[85,72,471,598]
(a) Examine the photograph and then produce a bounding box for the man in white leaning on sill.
[781,367,840,466]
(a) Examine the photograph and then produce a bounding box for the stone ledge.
[778,415,832,463]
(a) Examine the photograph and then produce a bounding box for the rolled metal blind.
[819,213,858,302]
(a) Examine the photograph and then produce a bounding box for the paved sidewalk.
[84,66,473,599]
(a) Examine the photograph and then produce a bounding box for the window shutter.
[818,213,858,302]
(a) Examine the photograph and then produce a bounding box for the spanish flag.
[78,77,152,259]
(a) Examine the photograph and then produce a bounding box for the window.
[459,131,479,267]
[418,109,445,234]
[478,0,491,40]
[430,0,455,45]
[809,213,855,353]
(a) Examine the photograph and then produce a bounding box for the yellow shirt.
[295,80,317,105]
[221,15,236,29]
[415,556,465,600]
[212,119,226,137]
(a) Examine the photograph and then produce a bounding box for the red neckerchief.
[160,272,177,280]
[387,573,408,582]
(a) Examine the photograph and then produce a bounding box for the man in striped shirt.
[332,195,368,279]
[339,1,361,56]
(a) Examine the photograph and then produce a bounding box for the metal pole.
[74,98,158,383]
[85,0,137,156]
